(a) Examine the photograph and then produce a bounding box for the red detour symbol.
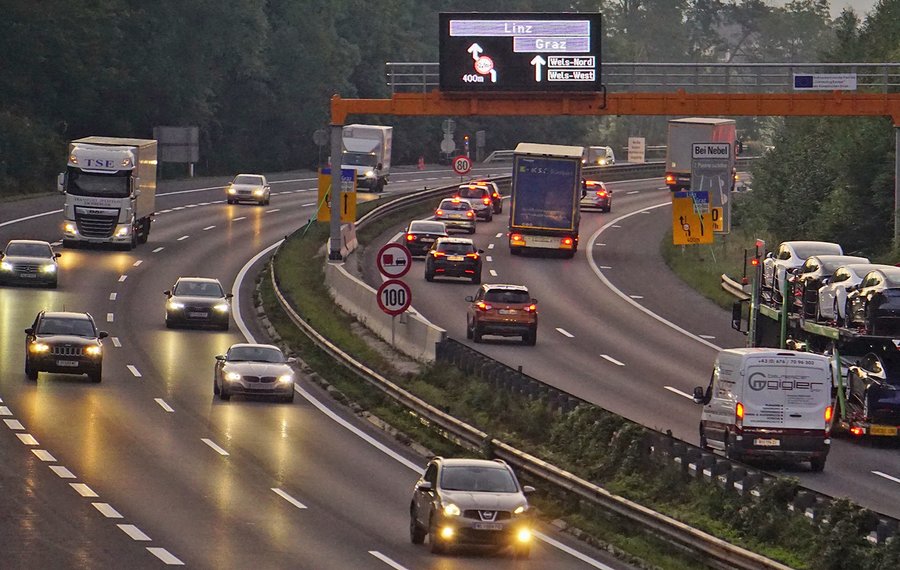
[376,243,412,278]
[452,155,472,175]
[377,279,412,316]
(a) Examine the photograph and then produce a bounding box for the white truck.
[58,137,157,250]
[665,118,736,191]
[341,124,392,192]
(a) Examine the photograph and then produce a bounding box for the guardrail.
[721,273,751,301]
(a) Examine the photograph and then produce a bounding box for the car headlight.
[277,374,294,385]
[516,528,532,543]
[41,264,57,273]
[168,301,185,309]
[253,188,264,196]
[213,302,230,312]
[115,226,130,237]
[225,372,241,382]
[513,505,527,515]
[0,261,12,271]
[30,343,50,353]
[228,187,237,194]
[85,345,102,357]
[443,503,461,517]
[364,170,375,178]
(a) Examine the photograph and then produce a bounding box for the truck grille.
[75,213,117,238]
[50,346,84,357]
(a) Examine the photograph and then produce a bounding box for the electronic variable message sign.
[439,13,602,93]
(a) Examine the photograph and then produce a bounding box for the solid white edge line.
[117,524,151,541]
[368,551,409,570]
[534,531,618,569]
[50,465,76,479]
[4,419,24,430]
[147,547,185,566]
[271,487,307,509]
[127,365,142,378]
[231,238,610,565]
[665,386,694,400]
[0,209,62,229]
[586,202,721,352]
[92,502,123,519]
[873,471,900,485]
[201,438,230,456]
[154,398,175,413]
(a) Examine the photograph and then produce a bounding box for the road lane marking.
[535,531,617,569]
[70,483,98,497]
[601,354,625,366]
[186,204,197,208]
[665,386,694,399]
[4,419,24,430]
[489,270,498,277]
[154,399,175,413]
[369,551,408,569]
[147,548,184,566]
[596,243,606,246]
[118,524,151,541]
[118,275,128,282]
[17,433,39,445]
[158,209,172,214]
[153,247,164,253]
[172,206,185,211]
[488,243,494,249]
[107,313,114,322]
[267,208,280,213]
[272,488,307,509]
[198,202,211,206]
[93,503,123,518]
[301,202,315,207]
[127,365,142,377]
[486,255,493,262]
[109,293,117,301]
[873,471,900,484]
[556,328,574,338]
[232,216,246,221]
[32,450,56,462]
[611,225,621,228]
[203,225,215,231]
[699,334,716,340]
[641,210,652,214]
[201,438,229,456]
[627,190,639,194]
[629,295,644,300]
[177,235,189,241]
[51,241,62,246]
[111,337,122,348]
[599,265,612,269]
[50,466,76,479]
[0,406,11,416]
[495,233,503,238]
[133,260,143,267]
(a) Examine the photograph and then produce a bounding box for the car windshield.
[227,346,284,363]
[484,290,530,303]
[174,281,224,297]
[437,242,475,254]
[440,201,470,211]
[37,317,96,337]
[792,243,842,258]
[458,187,487,198]
[233,175,263,185]
[441,466,518,493]
[6,243,52,258]
[410,222,446,234]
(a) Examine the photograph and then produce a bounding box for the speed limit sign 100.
[377,279,412,316]
[452,155,472,175]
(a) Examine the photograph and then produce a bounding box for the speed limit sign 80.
[452,155,472,175]
[377,279,412,316]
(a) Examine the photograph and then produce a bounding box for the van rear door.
[743,355,830,431]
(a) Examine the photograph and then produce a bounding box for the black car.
[164,277,232,330]
[25,311,107,382]
[845,352,900,437]
[0,240,61,288]
[425,237,483,283]
[404,220,449,257]
[846,267,900,335]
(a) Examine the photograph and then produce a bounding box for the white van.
[582,146,616,166]
[692,348,833,471]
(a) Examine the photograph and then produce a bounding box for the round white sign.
[452,155,472,175]
[377,279,412,316]
[376,243,412,278]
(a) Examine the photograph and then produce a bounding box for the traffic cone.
[417,156,425,170]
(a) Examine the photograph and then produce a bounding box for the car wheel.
[468,228,475,235]
[283,390,295,403]
[486,213,493,222]
[466,318,474,339]
[425,271,434,282]
[524,327,537,346]
[165,318,174,329]
[213,377,220,395]
[409,506,426,544]
[473,325,483,343]
[227,198,234,204]
[810,456,826,472]
[219,386,231,401]
[25,360,38,381]
[49,279,58,289]
[429,517,445,554]
[89,366,102,383]
[472,272,481,284]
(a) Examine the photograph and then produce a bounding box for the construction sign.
[672,191,714,245]
[317,168,357,222]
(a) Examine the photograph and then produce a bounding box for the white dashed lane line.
[267,208,280,213]
[495,232,503,238]
[664,386,694,399]
[600,265,612,269]
[232,216,246,222]
[127,365,142,378]
[203,225,215,231]
[92,503,123,519]
[486,256,493,262]
[873,471,900,485]
[133,260,143,267]
[600,354,625,366]
[118,275,128,282]
[17,433,39,445]
[70,483,98,497]
[489,270,498,277]
[109,293,117,301]
[107,313,114,323]
[32,450,56,462]
[627,190,640,194]
[301,202,315,207]
[369,551,408,570]
[488,243,494,249]
[596,243,606,247]
[271,488,307,509]
[4,419,24,430]
[147,547,185,566]
[154,399,175,413]
[177,235,189,241]
[152,247,164,253]
[118,524,152,541]
[201,438,229,456]
[0,406,11,416]
[556,328,574,338]
[50,466,76,479]
[111,337,122,348]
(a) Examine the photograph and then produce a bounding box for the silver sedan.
[214,343,296,402]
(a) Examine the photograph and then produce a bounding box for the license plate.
[18,273,36,278]
[869,425,898,436]
[474,523,503,531]
[448,255,464,262]
[56,360,79,367]
[189,312,208,318]
[499,309,517,315]
[754,438,781,447]
[531,236,552,243]
[421,237,435,243]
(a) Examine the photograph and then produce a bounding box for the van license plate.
[754,438,780,447]
[869,425,898,436]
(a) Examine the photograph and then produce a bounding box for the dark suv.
[425,237,483,283]
[466,284,538,345]
[25,311,107,382]
[410,457,535,557]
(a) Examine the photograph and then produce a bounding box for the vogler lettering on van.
[748,372,825,392]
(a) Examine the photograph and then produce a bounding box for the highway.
[0,167,624,568]
[363,175,900,520]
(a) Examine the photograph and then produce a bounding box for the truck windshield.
[342,152,377,167]
[67,169,130,198]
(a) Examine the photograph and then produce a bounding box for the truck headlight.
[225,372,241,382]
[277,374,293,385]
[168,301,185,309]
[40,264,57,273]
[86,345,102,357]
[115,226,130,237]
[364,170,375,178]
[213,303,230,312]
[0,261,12,272]
[64,223,77,235]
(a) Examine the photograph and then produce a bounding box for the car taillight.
[824,405,833,423]
[492,192,500,200]
[483,198,491,205]
[435,209,444,216]
[406,234,415,241]
[476,301,492,311]
[665,174,676,185]
[735,402,744,429]
[466,253,479,259]
[524,304,537,312]
[850,426,865,436]
[431,251,446,257]
[597,190,607,197]
[466,211,474,218]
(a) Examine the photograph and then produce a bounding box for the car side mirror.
[465,296,475,302]
[416,481,433,492]
[225,293,234,299]
[766,252,774,259]
[98,331,109,339]
[25,328,34,335]
[54,253,62,259]
[57,172,66,193]
[163,290,171,296]
[692,386,707,404]
[215,355,226,361]
[477,249,484,254]
[522,485,536,494]
[531,298,538,304]
[287,357,297,364]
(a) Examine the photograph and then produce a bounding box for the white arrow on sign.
[530,55,546,82]
[467,43,483,61]
[489,69,497,83]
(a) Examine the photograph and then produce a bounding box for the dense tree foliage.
[0,0,887,203]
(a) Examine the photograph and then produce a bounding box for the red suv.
[465,284,538,345]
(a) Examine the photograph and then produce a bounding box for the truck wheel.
[699,425,710,450]
[137,218,150,244]
[810,456,826,472]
